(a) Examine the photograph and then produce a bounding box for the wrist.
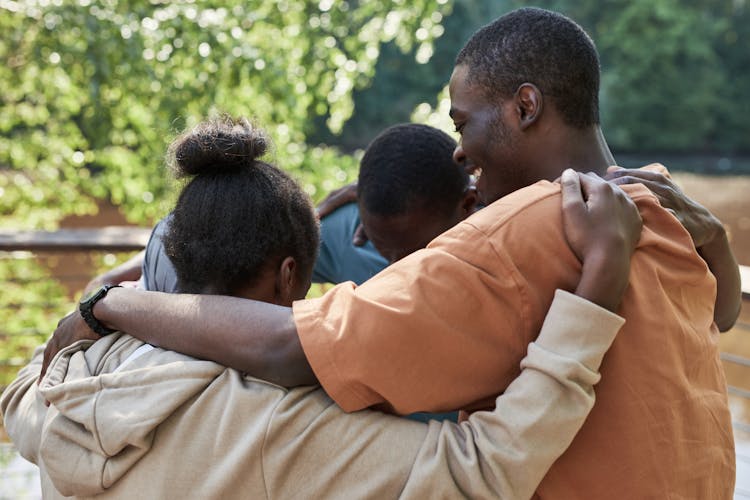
[91,285,125,330]
[576,246,631,312]
[79,285,121,335]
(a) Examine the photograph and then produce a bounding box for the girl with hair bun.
[163,116,319,303]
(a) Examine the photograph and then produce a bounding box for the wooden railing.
[0,226,151,252]
[0,227,150,384]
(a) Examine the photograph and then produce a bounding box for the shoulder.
[429,181,568,264]
[470,181,563,234]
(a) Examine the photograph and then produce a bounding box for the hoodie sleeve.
[0,344,47,464]
[399,289,625,499]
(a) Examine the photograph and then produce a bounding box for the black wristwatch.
[79,284,121,336]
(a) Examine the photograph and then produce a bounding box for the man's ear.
[515,83,543,130]
[275,256,298,305]
[460,185,480,215]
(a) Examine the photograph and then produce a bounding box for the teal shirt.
[311,203,388,285]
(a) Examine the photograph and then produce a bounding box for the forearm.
[402,291,624,499]
[698,229,741,331]
[93,288,317,386]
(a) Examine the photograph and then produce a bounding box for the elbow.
[248,324,317,388]
[264,337,318,387]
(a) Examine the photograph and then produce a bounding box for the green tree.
[317,0,510,150]
[333,0,750,156]
[0,0,452,386]
[0,0,452,229]
[593,0,724,152]
[512,0,745,154]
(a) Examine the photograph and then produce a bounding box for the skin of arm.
[561,171,640,312]
[698,230,740,331]
[42,172,639,386]
[607,167,741,331]
[98,292,315,386]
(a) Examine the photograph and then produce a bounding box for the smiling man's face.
[449,64,533,205]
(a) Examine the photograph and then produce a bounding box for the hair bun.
[169,116,268,177]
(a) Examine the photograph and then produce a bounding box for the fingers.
[609,176,680,211]
[39,311,99,384]
[576,171,624,215]
[560,169,642,265]
[560,168,587,217]
[604,167,685,214]
[576,171,607,201]
[560,169,590,262]
[582,172,642,239]
[606,167,672,186]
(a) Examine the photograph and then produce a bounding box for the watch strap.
[79,284,121,336]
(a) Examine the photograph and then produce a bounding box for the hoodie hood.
[38,334,224,497]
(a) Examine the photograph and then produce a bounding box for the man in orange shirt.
[45,7,739,498]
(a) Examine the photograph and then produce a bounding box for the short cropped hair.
[358,123,468,217]
[163,116,319,295]
[456,7,600,128]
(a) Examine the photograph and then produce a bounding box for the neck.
[536,125,615,179]
[564,126,615,175]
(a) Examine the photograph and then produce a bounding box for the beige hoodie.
[2,290,623,499]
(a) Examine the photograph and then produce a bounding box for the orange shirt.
[293,174,735,498]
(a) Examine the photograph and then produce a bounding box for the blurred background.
[1,0,748,497]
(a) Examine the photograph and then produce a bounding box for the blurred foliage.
[529,0,750,154]
[335,0,750,157]
[0,254,69,387]
[0,0,451,387]
[0,0,452,229]
[565,0,747,154]
[318,0,506,149]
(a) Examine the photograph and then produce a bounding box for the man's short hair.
[456,7,600,129]
[358,123,468,217]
